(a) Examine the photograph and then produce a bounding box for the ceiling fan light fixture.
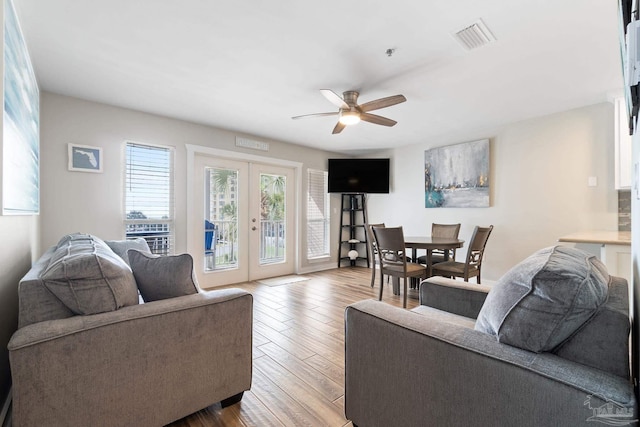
[339,110,360,125]
[292,89,406,134]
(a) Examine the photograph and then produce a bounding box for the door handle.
[252,226,257,231]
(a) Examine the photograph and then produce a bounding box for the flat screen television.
[328,158,390,193]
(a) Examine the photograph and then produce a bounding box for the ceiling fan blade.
[359,94,406,113]
[321,89,349,109]
[291,112,339,120]
[360,113,397,127]
[332,121,346,134]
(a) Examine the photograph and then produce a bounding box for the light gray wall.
[0,216,38,413]
[39,92,343,272]
[367,102,618,282]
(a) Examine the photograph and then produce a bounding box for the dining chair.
[416,223,461,265]
[430,225,493,284]
[372,226,428,308]
[367,223,385,288]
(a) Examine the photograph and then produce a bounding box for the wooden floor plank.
[304,354,345,386]
[253,355,348,427]
[253,300,293,323]
[258,342,344,401]
[277,305,336,324]
[252,330,270,348]
[253,309,291,332]
[281,326,344,362]
[231,391,287,427]
[282,316,342,336]
[254,321,316,360]
[252,346,265,359]
[250,359,327,427]
[279,327,344,368]
[251,294,286,310]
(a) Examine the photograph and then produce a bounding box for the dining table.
[390,236,465,296]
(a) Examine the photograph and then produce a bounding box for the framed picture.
[424,139,490,208]
[68,143,103,173]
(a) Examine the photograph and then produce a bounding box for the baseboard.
[0,388,11,427]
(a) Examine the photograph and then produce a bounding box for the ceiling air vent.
[453,19,496,50]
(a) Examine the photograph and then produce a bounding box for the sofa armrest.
[419,276,491,319]
[345,300,636,427]
[9,288,253,427]
[10,288,249,348]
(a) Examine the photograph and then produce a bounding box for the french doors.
[191,154,295,287]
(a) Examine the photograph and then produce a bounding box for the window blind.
[307,169,330,258]
[124,142,175,255]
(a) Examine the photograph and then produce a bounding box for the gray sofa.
[8,233,253,427]
[345,246,637,427]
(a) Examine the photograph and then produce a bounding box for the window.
[307,169,330,259]
[124,141,175,255]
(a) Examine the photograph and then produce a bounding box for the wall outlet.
[588,176,597,187]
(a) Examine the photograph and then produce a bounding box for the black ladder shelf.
[338,193,370,267]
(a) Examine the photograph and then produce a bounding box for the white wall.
[39,92,344,272]
[367,102,618,282]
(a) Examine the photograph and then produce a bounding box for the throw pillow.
[105,238,151,266]
[474,245,609,352]
[128,249,199,302]
[41,233,139,315]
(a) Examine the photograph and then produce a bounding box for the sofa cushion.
[474,245,609,352]
[105,238,151,266]
[40,233,139,315]
[552,276,631,378]
[128,250,199,302]
[17,246,75,328]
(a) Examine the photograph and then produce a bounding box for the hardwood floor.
[168,266,420,427]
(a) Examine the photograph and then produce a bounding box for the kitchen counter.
[558,230,631,246]
[558,230,631,283]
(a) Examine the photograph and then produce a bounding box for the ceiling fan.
[292,89,406,134]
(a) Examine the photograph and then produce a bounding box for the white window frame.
[307,168,330,259]
[124,141,175,255]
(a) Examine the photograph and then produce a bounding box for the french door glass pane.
[204,167,239,271]
[259,173,286,265]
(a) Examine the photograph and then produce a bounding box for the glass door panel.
[204,167,239,272]
[259,173,286,265]
[192,155,249,287]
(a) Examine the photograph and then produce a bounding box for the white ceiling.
[13,0,624,155]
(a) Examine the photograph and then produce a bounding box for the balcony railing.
[259,219,285,264]
[126,223,171,256]
[205,220,238,271]
[204,219,285,271]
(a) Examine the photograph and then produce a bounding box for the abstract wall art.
[424,139,490,208]
[2,0,39,214]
